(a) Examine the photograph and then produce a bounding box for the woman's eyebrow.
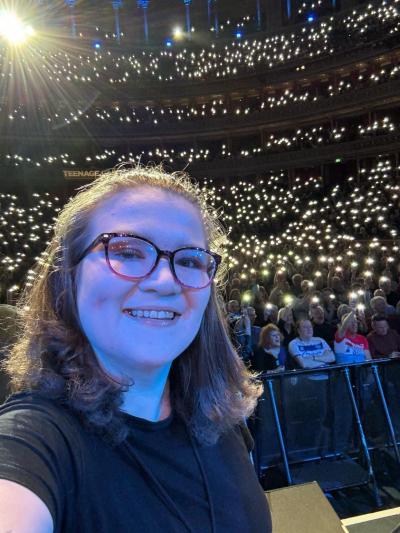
[115,231,205,249]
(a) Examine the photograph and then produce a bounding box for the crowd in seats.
[228,281,400,373]
[1,157,399,382]
[1,158,399,296]
[1,58,399,137]
[0,0,398,90]
[3,109,399,171]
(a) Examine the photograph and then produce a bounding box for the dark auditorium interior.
[1,0,400,530]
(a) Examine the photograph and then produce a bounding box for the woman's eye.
[178,258,202,269]
[115,248,144,259]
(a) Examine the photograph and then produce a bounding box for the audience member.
[253,286,269,327]
[291,274,303,297]
[263,303,279,327]
[251,324,287,373]
[277,306,296,347]
[228,288,241,302]
[233,306,260,360]
[269,272,289,308]
[334,311,371,362]
[330,276,347,304]
[367,314,400,359]
[226,299,242,342]
[321,288,338,323]
[379,277,400,307]
[370,295,396,316]
[288,319,335,369]
[309,305,336,348]
[292,280,312,321]
[337,304,352,322]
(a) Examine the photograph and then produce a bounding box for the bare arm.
[315,347,336,364]
[234,314,251,336]
[294,356,328,369]
[337,311,355,338]
[0,479,53,533]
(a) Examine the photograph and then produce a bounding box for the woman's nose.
[138,256,181,293]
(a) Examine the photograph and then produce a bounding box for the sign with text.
[63,169,101,180]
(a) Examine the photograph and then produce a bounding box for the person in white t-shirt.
[289,319,335,369]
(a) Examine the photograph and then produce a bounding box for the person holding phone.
[0,165,272,533]
[334,311,371,363]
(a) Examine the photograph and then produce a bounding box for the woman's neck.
[120,364,172,421]
[264,346,280,356]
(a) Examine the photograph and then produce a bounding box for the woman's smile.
[123,308,181,327]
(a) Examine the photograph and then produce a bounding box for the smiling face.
[75,186,211,379]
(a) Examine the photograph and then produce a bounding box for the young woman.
[0,166,271,532]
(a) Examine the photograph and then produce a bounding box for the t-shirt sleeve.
[288,339,300,357]
[0,404,78,530]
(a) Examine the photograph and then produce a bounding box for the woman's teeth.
[127,309,176,320]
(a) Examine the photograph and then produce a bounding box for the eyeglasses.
[77,233,222,289]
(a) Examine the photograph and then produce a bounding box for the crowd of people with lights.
[0,0,399,515]
[0,0,399,377]
[2,154,400,374]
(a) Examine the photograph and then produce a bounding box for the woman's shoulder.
[0,391,84,443]
[0,392,87,531]
[252,344,264,356]
[1,390,69,414]
[0,391,87,487]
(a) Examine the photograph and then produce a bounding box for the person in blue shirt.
[289,319,335,369]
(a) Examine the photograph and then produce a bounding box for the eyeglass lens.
[107,236,216,288]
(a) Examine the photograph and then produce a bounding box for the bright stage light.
[0,12,34,45]
[173,26,183,40]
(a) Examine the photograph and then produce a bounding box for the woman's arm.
[337,311,355,338]
[364,349,372,360]
[0,479,54,533]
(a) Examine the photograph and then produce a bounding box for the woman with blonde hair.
[277,305,296,347]
[0,165,271,532]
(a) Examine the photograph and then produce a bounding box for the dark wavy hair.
[3,164,262,446]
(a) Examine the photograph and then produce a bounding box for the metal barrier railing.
[253,358,400,505]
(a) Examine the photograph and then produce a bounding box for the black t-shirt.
[277,319,296,348]
[251,346,280,372]
[0,392,271,533]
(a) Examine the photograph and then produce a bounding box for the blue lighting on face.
[165,38,173,47]
[307,13,316,22]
